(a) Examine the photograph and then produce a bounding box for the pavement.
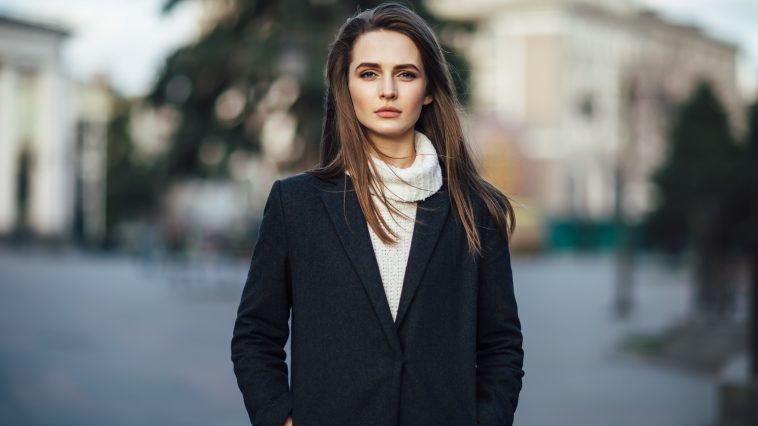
[0,246,716,425]
[513,254,714,426]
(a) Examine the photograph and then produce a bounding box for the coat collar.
[319,172,450,352]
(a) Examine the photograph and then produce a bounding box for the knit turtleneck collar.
[370,131,442,203]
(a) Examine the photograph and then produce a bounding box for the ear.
[423,94,433,105]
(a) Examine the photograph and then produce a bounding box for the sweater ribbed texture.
[367,131,442,321]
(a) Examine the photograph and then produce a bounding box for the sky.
[0,0,201,97]
[0,0,756,99]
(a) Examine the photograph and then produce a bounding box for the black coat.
[231,172,524,426]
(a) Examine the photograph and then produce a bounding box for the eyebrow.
[353,62,422,72]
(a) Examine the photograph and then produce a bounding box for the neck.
[367,130,443,203]
[368,130,416,168]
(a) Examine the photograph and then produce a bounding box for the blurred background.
[0,0,757,424]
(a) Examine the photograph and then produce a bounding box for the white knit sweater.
[367,131,442,322]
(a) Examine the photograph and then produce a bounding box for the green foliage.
[749,100,758,159]
[645,81,743,252]
[149,0,471,178]
[105,96,163,247]
[719,99,758,252]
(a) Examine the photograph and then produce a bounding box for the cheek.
[409,86,429,111]
[348,82,369,110]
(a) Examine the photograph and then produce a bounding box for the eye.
[359,70,378,79]
[398,71,417,79]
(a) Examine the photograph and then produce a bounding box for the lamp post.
[613,76,639,319]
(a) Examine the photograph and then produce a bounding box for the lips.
[375,106,401,118]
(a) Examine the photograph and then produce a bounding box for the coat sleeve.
[231,180,292,426]
[476,212,524,426]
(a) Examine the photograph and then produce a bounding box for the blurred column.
[0,63,18,234]
[29,62,70,238]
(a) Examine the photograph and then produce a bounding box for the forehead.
[350,30,423,69]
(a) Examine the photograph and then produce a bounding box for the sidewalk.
[514,254,715,426]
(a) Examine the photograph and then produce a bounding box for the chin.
[369,126,413,139]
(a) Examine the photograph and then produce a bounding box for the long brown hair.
[309,2,515,255]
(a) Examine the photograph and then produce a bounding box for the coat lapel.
[319,177,403,355]
[394,186,450,327]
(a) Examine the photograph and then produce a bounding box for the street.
[0,246,714,425]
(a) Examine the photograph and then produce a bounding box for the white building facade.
[0,16,72,239]
[0,15,108,243]
[430,0,744,223]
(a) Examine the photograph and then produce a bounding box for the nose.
[380,76,397,100]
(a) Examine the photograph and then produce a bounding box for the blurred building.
[0,14,110,244]
[430,0,745,247]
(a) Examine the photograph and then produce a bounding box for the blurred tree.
[104,95,163,248]
[645,81,744,322]
[148,0,471,179]
[724,97,758,377]
[748,99,758,380]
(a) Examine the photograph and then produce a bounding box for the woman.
[231,3,524,426]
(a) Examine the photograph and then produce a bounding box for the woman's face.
[347,30,433,147]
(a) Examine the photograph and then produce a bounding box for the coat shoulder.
[278,171,333,191]
[275,171,342,207]
[467,182,512,229]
